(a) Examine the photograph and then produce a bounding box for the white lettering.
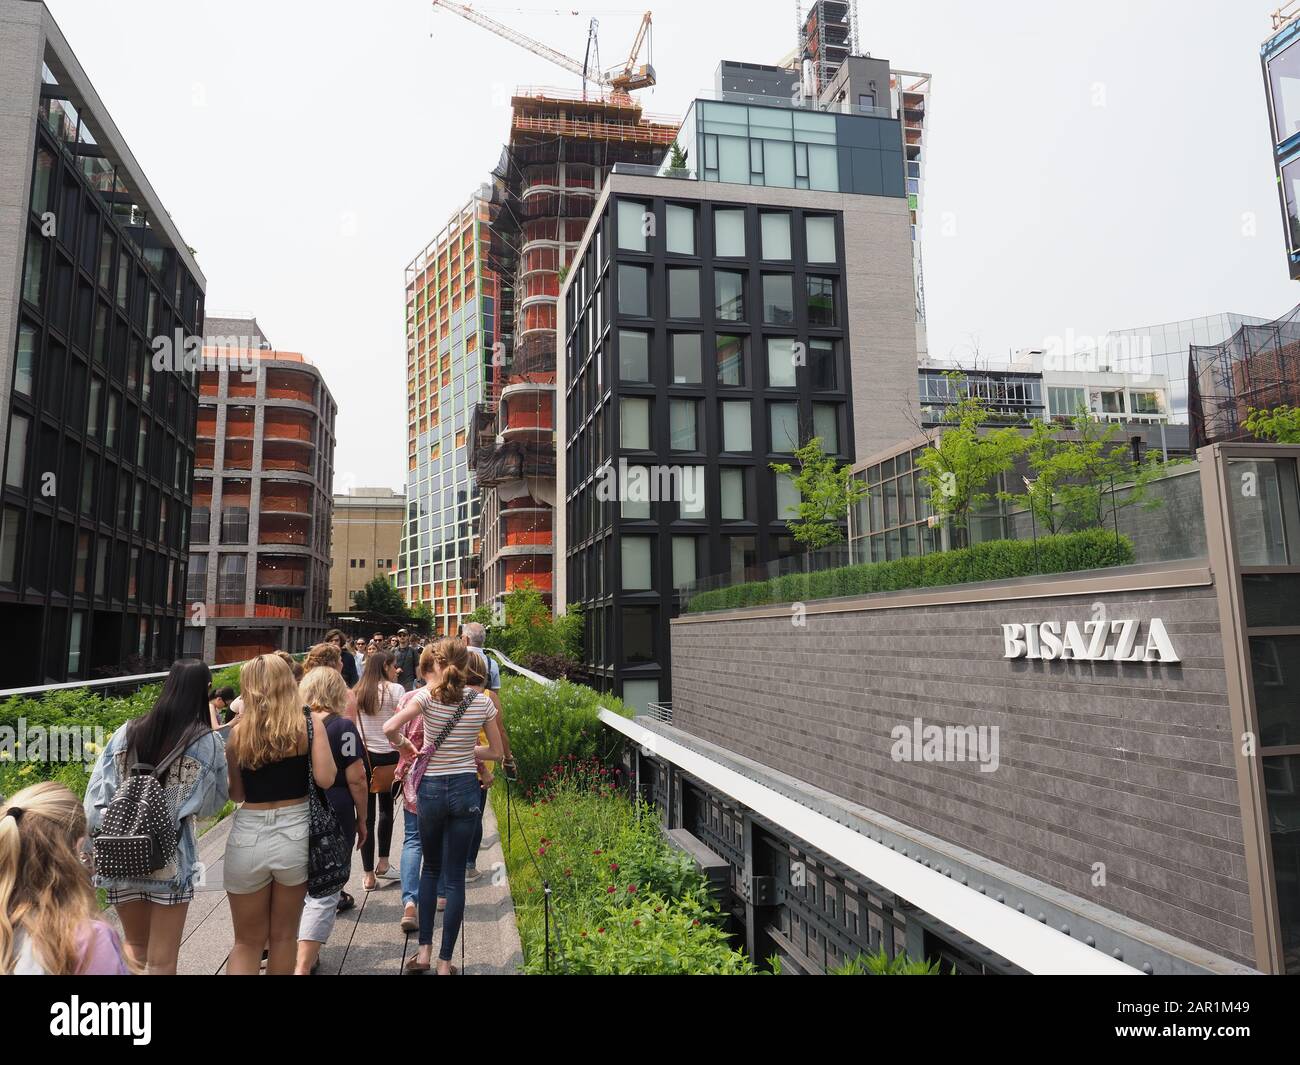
[1002,619,1179,664]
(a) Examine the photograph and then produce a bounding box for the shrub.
[497,778,756,975]
[500,675,631,794]
[686,529,1135,614]
[519,652,582,681]
[830,949,948,975]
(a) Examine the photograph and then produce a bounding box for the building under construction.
[1189,300,1300,445]
[471,87,677,611]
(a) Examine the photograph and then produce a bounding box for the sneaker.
[464,867,482,884]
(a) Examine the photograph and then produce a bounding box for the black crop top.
[240,748,308,803]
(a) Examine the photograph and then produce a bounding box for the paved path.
[172,796,523,975]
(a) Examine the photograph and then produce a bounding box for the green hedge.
[498,675,632,794]
[685,529,1135,614]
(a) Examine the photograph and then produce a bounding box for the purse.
[303,710,350,899]
[355,688,397,795]
[400,690,476,813]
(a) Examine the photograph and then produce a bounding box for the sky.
[39,0,1300,489]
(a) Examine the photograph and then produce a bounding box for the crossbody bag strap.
[428,691,476,754]
[353,697,374,774]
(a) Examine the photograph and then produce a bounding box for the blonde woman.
[294,667,368,975]
[224,654,335,976]
[384,637,503,975]
[303,642,359,722]
[1,782,130,975]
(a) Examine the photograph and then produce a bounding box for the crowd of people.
[0,624,512,976]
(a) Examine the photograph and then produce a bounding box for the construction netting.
[1189,301,1300,446]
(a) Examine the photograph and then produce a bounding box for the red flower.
[593,849,602,856]
[580,931,588,938]
[633,919,641,927]
[692,919,700,927]
[537,846,547,856]
[627,884,638,894]
[606,885,616,894]
[597,927,605,934]
[564,868,572,877]
[609,861,619,872]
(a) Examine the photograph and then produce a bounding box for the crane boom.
[432,0,591,82]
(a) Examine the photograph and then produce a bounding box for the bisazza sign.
[1001,619,1181,663]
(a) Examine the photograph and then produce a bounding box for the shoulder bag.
[303,709,350,899]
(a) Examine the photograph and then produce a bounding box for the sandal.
[336,891,355,914]
[362,873,377,891]
[404,956,431,974]
[434,965,460,976]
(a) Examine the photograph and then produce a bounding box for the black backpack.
[92,736,194,880]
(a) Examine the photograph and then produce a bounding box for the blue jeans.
[436,784,488,896]
[401,806,422,908]
[417,773,481,957]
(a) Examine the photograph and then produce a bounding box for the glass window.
[776,471,801,517]
[680,466,706,520]
[726,535,757,574]
[763,141,795,187]
[806,276,837,327]
[670,399,698,450]
[620,396,651,450]
[714,209,746,256]
[720,468,745,520]
[761,213,791,259]
[809,339,837,389]
[22,239,43,305]
[1130,391,1161,415]
[716,335,746,387]
[672,536,697,588]
[622,677,660,715]
[621,607,656,664]
[763,274,795,325]
[668,268,700,319]
[1228,458,1291,565]
[621,465,651,519]
[671,334,702,384]
[806,215,837,262]
[1269,38,1300,144]
[722,401,752,451]
[770,402,800,452]
[715,271,744,321]
[618,200,649,252]
[5,413,29,489]
[621,536,652,590]
[16,324,35,396]
[619,329,649,382]
[1048,386,1087,418]
[1098,390,1125,414]
[0,507,19,585]
[666,204,695,255]
[808,146,838,191]
[767,339,798,388]
[813,403,839,451]
[718,136,749,183]
[618,264,648,316]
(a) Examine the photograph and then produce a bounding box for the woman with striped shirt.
[384,637,503,975]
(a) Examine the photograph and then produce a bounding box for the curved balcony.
[519,302,557,335]
[259,513,312,547]
[261,443,314,475]
[225,408,255,439]
[265,367,318,405]
[197,412,218,440]
[500,392,554,437]
[256,555,309,589]
[199,372,220,398]
[260,481,314,516]
[222,439,254,471]
[264,410,316,444]
[521,246,561,276]
[196,441,215,469]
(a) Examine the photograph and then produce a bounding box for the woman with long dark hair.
[353,651,403,890]
[85,659,229,975]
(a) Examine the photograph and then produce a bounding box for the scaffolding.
[1189,301,1300,445]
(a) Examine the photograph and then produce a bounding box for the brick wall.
[670,582,1254,965]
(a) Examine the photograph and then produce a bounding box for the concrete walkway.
[173,796,523,975]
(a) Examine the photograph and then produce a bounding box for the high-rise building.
[0,0,205,684]
[330,486,404,614]
[187,318,336,663]
[397,193,498,636]
[470,88,679,617]
[556,73,921,711]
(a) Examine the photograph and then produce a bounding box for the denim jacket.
[84,727,229,895]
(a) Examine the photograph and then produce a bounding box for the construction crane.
[431,2,656,97]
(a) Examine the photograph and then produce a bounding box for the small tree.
[1001,418,1068,534]
[1048,412,1165,532]
[351,576,410,620]
[668,140,688,172]
[914,373,1027,543]
[769,436,867,552]
[1245,403,1300,443]
[408,601,434,634]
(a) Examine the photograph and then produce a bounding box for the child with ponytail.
[1,782,131,975]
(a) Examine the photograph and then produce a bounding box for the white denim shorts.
[223,803,310,895]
